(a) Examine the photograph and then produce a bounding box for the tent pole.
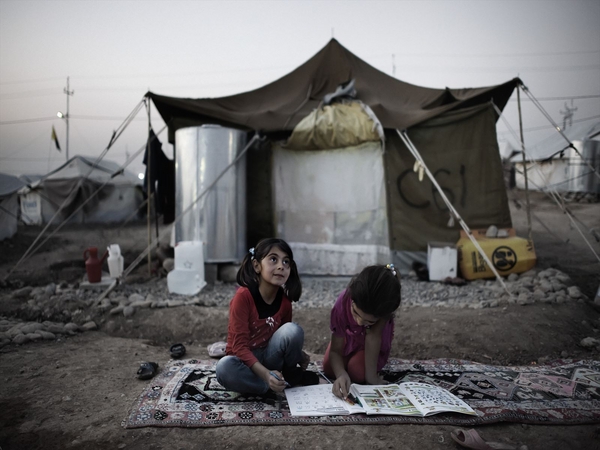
[146,99,152,276]
[517,83,534,245]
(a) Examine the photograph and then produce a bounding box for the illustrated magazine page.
[397,382,477,417]
[285,382,477,417]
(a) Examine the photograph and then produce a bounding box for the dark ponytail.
[236,238,302,302]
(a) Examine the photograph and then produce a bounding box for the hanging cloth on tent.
[143,128,175,224]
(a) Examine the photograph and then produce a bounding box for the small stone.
[166,300,185,308]
[45,323,65,334]
[20,323,44,334]
[81,321,98,331]
[555,273,571,283]
[580,337,600,348]
[568,286,582,299]
[517,293,533,305]
[110,305,125,315]
[12,334,29,345]
[26,332,43,341]
[123,306,136,317]
[128,293,145,304]
[12,286,33,299]
[31,287,45,297]
[129,300,152,309]
[112,295,128,305]
[64,322,79,332]
[37,330,56,340]
[45,283,57,296]
[162,258,174,272]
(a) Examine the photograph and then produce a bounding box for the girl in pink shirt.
[323,264,401,400]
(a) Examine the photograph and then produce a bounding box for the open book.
[285,381,477,417]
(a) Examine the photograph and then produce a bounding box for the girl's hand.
[332,373,352,399]
[267,370,287,392]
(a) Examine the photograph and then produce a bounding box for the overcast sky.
[1,0,598,178]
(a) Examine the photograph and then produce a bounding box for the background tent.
[19,155,144,225]
[0,172,26,240]
[511,121,600,193]
[148,39,518,274]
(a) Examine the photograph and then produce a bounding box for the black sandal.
[170,343,186,359]
[137,362,158,380]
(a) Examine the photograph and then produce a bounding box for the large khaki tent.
[148,39,518,273]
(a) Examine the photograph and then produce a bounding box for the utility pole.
[63,77,74,160]
[559,99,577,130]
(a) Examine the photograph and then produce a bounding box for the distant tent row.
[510,121,600,194]
[147,38,519,274]
[19,155,144,226]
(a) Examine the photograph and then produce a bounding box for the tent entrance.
[272,142,390,275]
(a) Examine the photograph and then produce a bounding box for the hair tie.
[249,247,255,260]
[386,263,397,276]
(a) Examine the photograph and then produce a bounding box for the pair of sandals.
[136,343,187,380]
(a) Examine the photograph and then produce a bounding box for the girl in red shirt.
[216,238,315,394]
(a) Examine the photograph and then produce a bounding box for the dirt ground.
[0,189,599,450]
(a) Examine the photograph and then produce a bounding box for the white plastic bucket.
[167,241,207,295]
[167,269,207,296]
[174,241,205,272]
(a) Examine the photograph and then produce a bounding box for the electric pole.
[64,77,74,160]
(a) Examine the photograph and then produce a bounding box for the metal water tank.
[174,125,247,262]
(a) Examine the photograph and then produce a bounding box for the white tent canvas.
[19,156,144,225]
[273,141,390,275]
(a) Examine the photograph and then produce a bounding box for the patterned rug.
[123,358,600,428]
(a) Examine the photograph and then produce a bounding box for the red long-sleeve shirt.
[225,286,293,368]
